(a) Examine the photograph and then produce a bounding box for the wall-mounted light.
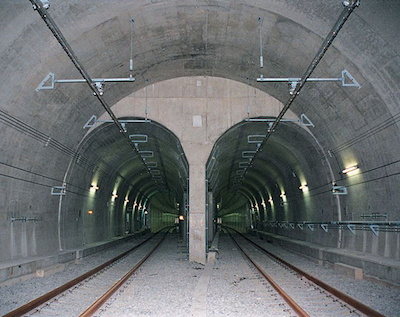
[144,210,148,215]
[299,184,308,191]
[179,215,184,221]
[342,165,359,174]
[90,185,99,193]
[88,210,93,215]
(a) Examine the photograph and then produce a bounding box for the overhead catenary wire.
[329,111,400,154]
[0,161,92,194]
[0,108,107,171]
[0,109,138,193]
[258,17,263,69]
[236,0,361,190]
[29,0,154,180]
[130,19,134,77]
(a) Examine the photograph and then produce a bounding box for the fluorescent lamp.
[342,165,358,174]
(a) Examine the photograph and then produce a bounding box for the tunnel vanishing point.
[1,0,399,284]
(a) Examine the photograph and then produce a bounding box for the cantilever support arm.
[236,0,361,189]
[29,0,153,176]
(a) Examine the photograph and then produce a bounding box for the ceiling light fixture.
[342,165,359,174]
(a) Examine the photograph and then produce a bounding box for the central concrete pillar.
[185,142,210,265]
[188,160,207,264]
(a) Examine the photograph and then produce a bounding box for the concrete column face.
[188,162,207,264]
[207,191,215,245]
[185,143,212,264]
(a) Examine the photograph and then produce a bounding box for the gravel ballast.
[1,231,399,316]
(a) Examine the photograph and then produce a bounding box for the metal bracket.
[11,216,38,222]
[242,151,256,158]
[300,114,315,127]
[332,185,348,195]
[307,224,315,231]
[84,115,98,128]
[248,135,266,144]
[370,225,379,236]
[289,223,295,229]
[83,115,151,129]
[288,81,299,95]
[246,113,315,127]
[341,70,361,88]
[36,72,55,91]
[257,69,361,91]
[146,162,158,168]
[297,223,304,230]
[347,224,356,235]
[129,134,148,143]
[139,151,154,158]
[51,185,66,196]
[239,162,249,168]
[36,72,135,92]
[321,223,329,232]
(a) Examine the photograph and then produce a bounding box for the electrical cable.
[0,109,137,193]
[0,161,89,192]
[329,112,400,154]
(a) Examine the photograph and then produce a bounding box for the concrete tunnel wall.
[1,0,400,282]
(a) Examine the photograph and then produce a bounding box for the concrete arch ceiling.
[68,118,188,210]
[208,120,326,216]
[3,1,398,151]
[1,1,400,223]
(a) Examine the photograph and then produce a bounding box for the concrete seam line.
[190,263,214,317]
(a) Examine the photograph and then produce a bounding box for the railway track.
[226,228,385,317]
[4,229,170,317]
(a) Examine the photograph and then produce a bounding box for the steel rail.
[3,232,160,317]
[228,231,310,317]
[28,0,152,177]
[227,227,385,317]
[238,0,361,188]
[79,231,169,317]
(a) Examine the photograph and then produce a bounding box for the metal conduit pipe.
[238,0,361,186]
[29,0,153,178]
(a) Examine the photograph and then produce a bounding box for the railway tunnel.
[1,0,399,287]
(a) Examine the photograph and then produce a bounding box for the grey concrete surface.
[0,0,399,283]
